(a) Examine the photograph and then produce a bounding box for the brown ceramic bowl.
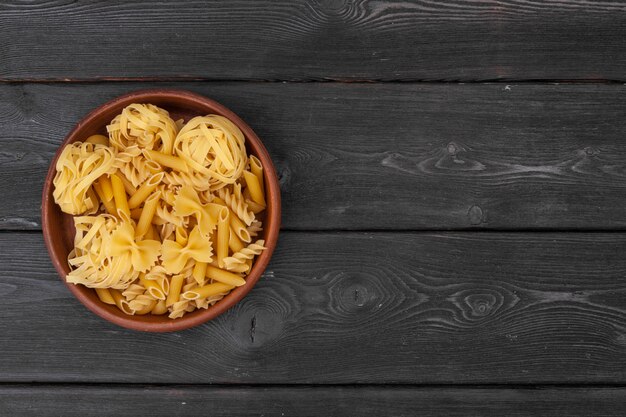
[41,89,281,332]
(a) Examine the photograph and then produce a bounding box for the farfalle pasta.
[53,103,267,319]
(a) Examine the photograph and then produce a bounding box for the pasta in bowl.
[41,90,281,332]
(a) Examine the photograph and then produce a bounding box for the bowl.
[41,89,281,332]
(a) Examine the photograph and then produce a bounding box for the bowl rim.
[41,89,281,332]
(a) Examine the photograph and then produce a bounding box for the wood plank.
[2,82,626,230]
[1,232,625,384]
[1,1,626,81]
[1,385,625,417]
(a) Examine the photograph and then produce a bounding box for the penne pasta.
[182,282,235,300]
[128,172,164,209]
[216,207,230,268]
[85,134,109,146]
[166,274,185,307]
[110,289,134,315]
[192,262,208,286]
[228,228,245,253]
[134,299,157,315]
[151,299,168,315]
[96,175,114,202]
[249,155,264,194]
[119,174,137,196]
[110,173,130,219]
[205,265,246,287]
[135,191,160,238]
[243,171,265,207]
[95,288,115,305]
[130,207,142,220]
[139,272,166,300]
[143,149,189,173]
[92,181,117,215]
[213,197,251,243]
[245,198,266,214]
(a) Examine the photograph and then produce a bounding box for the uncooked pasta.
[53,103,267,319]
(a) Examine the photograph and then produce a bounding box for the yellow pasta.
[175,225,188,246]
[130,294,158,315]
[139,272,166,300]
[216,207,230,268]
[173,185,217,236]
[145,265,170,295]
[53,103,270,318]
[96,176,114,202]
[152,299,168,315]
[243,171,265,207]
[192,261,208,286]
[166,115,247,191]
[110,173,130,219]
[218,186,254,226]
[85,134,109,146]
[107,103,178,154]
[110,222,161,272]
[213,197,251,243]
[228,229,245,253]
[249,155,264,193]
[182,282,235,300]
[128,172,163,209]
[247,220,263,238]
[110,289,134,315]
[117,153,157,190]
[222,240,266,273]
[95,288,115,305]
[53,142,116,215]
[122,283,145,301]
[118,172,137,196]
[143,149,189,173]
[135,191,160,238]
[162,226,213,274]
[67,215,139,289]
[166,274,186,307]
[205,265,246,287]
[92,180,117,215]
[245,198,266,215]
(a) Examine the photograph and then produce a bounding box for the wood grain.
[2,231,625,384]
[1,1,626,81]
[2,83,626,230]
[2,385,625,417]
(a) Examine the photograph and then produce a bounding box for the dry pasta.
[52,103,268,318]
[222,240,266,273]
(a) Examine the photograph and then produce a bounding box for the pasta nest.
[67,215,141,289]
[53,142,116,215]
[166,115,247,191]
[107,103,179,153]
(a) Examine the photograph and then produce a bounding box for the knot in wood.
[468,205,484,225]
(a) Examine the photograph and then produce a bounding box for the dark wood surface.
[2,386,625,417]
[2,1,626,415]
[1,1,626,81]
[2,232,625,384]
[2,83,626,231]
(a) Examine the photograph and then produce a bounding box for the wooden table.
[1,1,626,415]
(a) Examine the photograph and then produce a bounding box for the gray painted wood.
[2,82,626,231]
[2,385,625,417]
[2,1,626,81]
[1,232,625,383]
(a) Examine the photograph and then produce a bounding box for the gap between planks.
[0,78,625,85]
